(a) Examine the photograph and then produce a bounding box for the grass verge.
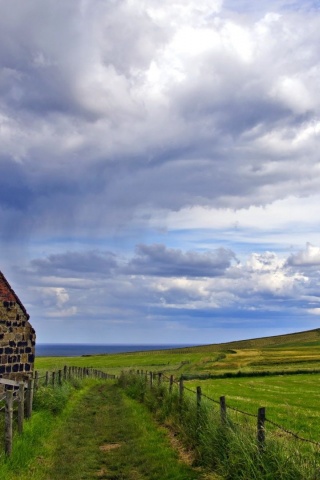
[0,379,211,479]
[0,377,93,479]
[26,382,207,479]
[119,372,320,479]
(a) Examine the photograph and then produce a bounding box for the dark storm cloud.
[0,0,320,241]
[126,244,237,277]
[28,251,118,277]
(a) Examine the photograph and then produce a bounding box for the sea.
[35,344,194,357]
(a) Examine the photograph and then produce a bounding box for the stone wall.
[0,300,36,381]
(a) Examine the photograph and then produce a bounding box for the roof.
[0,271,30,319]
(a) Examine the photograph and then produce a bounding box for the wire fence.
[0,365,116,456]
[131,369,320,450]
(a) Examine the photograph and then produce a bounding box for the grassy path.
[35,382,208,480]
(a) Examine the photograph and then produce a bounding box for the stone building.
[0,271,36,381]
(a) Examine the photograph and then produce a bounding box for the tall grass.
[118,372,320,479]
[0,378,96,479]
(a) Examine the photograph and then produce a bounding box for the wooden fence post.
[196,386,202,428]
[169,375,173,394]
[52,371,56,387]
[179,377,184,416]
[63,365,67,380]
[5,390,13,456]
[149,371,153,389]
[158,372,162,385]
[196,386,201,408]
[34,371,39,390]
[179,378,184,400]
[45,371,49,386]
[18,382,25,435]
[26,377,34,419]
[257,407,266,450]
[220,396,226,425]
[58,370,62,385]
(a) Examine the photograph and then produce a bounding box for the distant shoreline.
[35,343,196,357]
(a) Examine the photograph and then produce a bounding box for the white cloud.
[271,76,313,114]
[287,243,320,266]
[45,306,78,318]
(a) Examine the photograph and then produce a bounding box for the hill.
[175,327,320,353]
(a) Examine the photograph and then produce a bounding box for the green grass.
[187,373,320,443]
[0,378,94,479]
[48,382,204,479]
[35,328,320,377]
[119,372,320,479]
[0,377,212,480]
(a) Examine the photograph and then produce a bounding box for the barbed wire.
[225,403,257,419]
[200,392,221,406]
[135,371,320,447]
[183,384,197,394]
[265,417,320,447]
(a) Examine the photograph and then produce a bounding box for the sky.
[1,0,320,345]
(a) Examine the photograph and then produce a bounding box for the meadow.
[35,327,320,376]
[34,328,320,445]
[187,373,320,442]
[0,328,319,479]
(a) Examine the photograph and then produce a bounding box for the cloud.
[286,243,320,267]
[126,244,237,277]
[1,1,320,343]
[0,0,320,242]
[28,251,118,277]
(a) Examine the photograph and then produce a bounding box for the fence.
[127,370,320,451]
[0,366,116,456]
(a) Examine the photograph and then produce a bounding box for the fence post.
[52,371,56,387]
[196,386,202,428]
[158,372,162,385]
[18,382,25,434]
[179,377,184,416]
[34,371,39,390]
[149,371,153,389]
[63,365,67,381]
[169,375,173,394]
[26,377,34,419]
[196,386,201,408]
[45,371,49,386]
[179,378,184,399]
[257,407,266,450]
[58,370,62,386]
[220,396,227,425]
[5,390,13,456]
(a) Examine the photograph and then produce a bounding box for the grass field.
[34,328,320,447]
[1,328,320,479]
[35,328,320,376]
[186,373,320,443]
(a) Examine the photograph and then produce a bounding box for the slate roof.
[0,271,30,319]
